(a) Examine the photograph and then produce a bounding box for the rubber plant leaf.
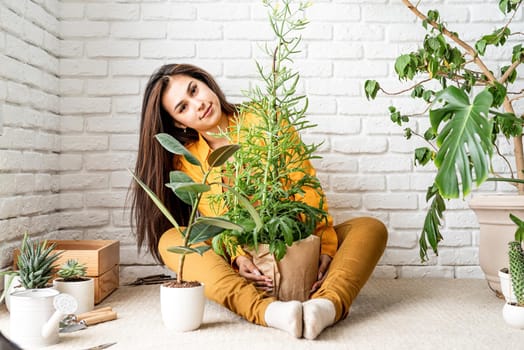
[189,217,233,244]
[167,246,200,255]
[155,133,201,166]
[208,144,241,168]
[169,171,197,205]
[128,169,180,231]
[429,86,493,199]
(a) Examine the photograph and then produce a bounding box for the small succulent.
[17,233,62,289]
[57,259,87,281]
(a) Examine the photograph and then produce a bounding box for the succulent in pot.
[53,259,94,314]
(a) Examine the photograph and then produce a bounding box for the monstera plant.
[365,0,524,261]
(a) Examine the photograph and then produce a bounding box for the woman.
[131,63,388,339]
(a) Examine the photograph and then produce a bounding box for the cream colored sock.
[302,298,336,340]
[264,300,303,338]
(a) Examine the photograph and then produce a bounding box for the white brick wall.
[0,0,61,268]
[1,0,522,280]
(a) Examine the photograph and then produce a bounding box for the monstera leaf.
[430,87,494,199]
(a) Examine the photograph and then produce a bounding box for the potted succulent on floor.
[53,259,94,314]
[211,0,327,302]
[502,214,524,328]
[130,140,260,331]
[364,0,524,292]
[3,233,63,348]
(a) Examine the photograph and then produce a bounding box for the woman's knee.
[336,216,388,249]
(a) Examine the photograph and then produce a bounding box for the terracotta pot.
[160,282,205,331]
[469,194,524,294]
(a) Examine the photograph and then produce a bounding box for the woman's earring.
[183,128,187,133]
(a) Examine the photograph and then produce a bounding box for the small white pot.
[502,302,524,329]
[53,277,94,314]
[498,268,518,304]
[3,275,25,312]
[160,282,205,332]
[10,288,60,348]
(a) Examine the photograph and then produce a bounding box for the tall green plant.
[365,0,524,261]
[130,136,260,283]
[212,0,327,261]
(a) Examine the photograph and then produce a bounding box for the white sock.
[302,298,336,340]
[264,300,303,338]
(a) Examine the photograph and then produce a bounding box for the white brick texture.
[0,0,519,278]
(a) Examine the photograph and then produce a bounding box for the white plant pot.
[160,283,205,332]
[3,275,25,313]
[502,302,524,329]
[9,288,60,348]
[53,277,94,314]
[498,268,518,304]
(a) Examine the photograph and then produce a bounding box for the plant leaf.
[207,144,240,168]
[128,169,180,230]
[167,246,200,255]
[429,87,493,198]
[187,220,227,245]
[155,133,201,166]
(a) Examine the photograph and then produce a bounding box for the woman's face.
[161,74,225,134]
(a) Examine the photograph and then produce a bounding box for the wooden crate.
[14,240,120,304]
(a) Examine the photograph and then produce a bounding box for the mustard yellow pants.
[158,216,387,326]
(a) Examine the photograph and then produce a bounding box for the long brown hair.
[131,63,237,263]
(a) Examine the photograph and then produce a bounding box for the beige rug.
[0,278,522,350]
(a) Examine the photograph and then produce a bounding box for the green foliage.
[508,240,524,305]
[57,259,87,281]
[16,233,62,289]
[364,0,524,261]
[130,137,258,282]
[213,0,327,261]
[510,214,524,243]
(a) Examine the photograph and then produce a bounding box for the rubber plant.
[211,0,327,261]
[130,138,261,285]
[365,0,524,261]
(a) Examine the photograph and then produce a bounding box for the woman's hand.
[310,254,332,293]
[236,255,273,292]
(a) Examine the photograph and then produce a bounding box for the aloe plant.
[365,0,524,261]
[130,135,260,284]
[14,233,62,289]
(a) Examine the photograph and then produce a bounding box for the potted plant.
[210,0,328,302]
[130,139,259,331]
[502,214,524,328]
[364,0,524,291]
[53,259,94,314]
[3,233,63,348]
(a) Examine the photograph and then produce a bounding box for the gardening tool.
[125,273,176,285]
[59,306,118,333]
[82,341,117,350]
